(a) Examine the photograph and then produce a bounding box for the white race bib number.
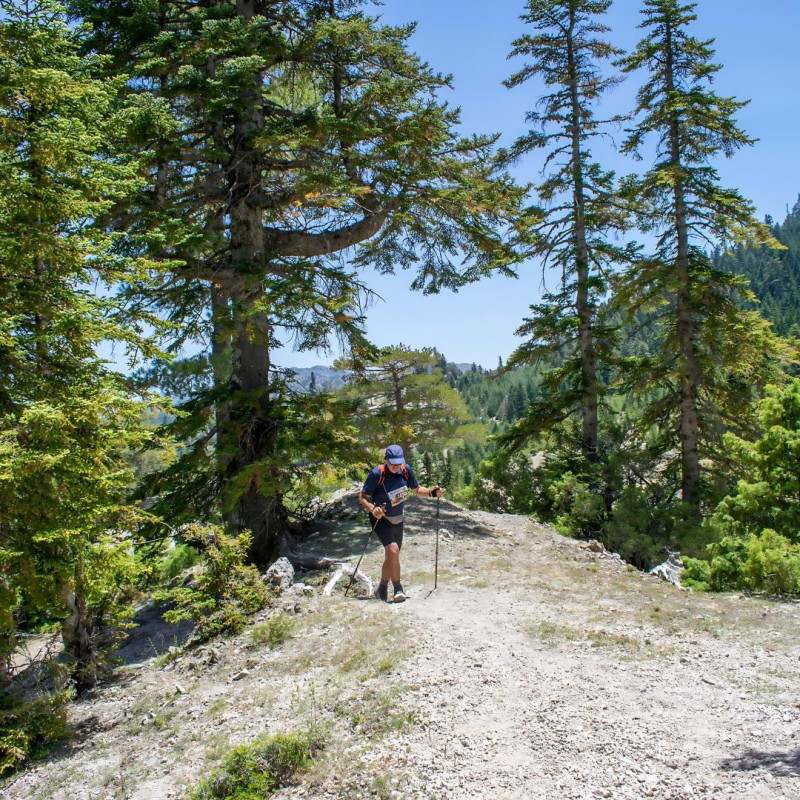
[387,486,409,507]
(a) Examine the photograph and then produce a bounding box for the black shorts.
[373,516,404,550]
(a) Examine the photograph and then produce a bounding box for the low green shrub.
[683,528,800,596]
[156,543,202,585]
[249,616,295,650]
[0,691,71,776]
[155,524,270,643]
[189,731,317,799]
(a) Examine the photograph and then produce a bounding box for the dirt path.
[373,508,800,800]
[3,500,799,800]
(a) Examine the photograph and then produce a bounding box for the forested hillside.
[3,0,800,781]
[715,198,800,337]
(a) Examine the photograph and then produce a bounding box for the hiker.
[359,444,443,603]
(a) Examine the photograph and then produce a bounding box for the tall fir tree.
[69,0,528,562]
[616,0,791,511]
[0,0,164,695]
[499,0,632,459]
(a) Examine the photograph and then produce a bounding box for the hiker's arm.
[413,485,443,499]
[359,491,386,518]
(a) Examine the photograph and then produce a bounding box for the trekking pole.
[345,506,382,597]
[434,492,440,590]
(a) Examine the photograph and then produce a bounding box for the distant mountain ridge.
[288,361,486,392]
[287,365,347,391]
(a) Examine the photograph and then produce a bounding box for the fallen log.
[323,563,373,598]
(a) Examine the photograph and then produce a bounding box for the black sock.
[392,580,403,592]
[379,579,389,589]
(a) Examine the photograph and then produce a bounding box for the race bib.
[387,485,409,507]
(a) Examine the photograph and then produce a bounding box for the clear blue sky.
[278,0,800,370]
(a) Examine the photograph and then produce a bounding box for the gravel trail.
[379,508,800,800]
[4,499,799,800]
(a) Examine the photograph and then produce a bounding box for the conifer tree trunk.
[225,285,286,564]
[222,2,284,562]
[567,11,599,459]
[211,286,232,460]
[57,579,98,694]
[665,21,702,510]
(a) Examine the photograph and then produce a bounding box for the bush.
[189,732,317,800]
[603,488,703,570]
[155,524,271,643]
[0,691,71,776]
[249,616,295,650]
[684,529,800,596]
[682,381,800,597]
[709,381,800,545]
[155,542,201,585]
[743,529,800,594]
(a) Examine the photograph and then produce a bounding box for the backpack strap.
[376,463,408,487]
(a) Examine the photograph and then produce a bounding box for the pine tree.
[500,0,631,457]
[69,0,527,562]
[616,0,791,510]
[0,0,163,694]
[335,345,472,458]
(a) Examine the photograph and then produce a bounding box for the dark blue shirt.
[362,464,420,518]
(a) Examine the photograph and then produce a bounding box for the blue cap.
[385,444,405,464]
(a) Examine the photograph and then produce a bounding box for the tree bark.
[566,9,599,460]
[665,19,702,512]
[58,579,98,694]
[211,285,232,463]
[218,0,288,563]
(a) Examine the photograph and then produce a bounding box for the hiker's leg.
[375,519,393,582]
[382,542,400,582]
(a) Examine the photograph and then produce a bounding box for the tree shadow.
[304,518,374,561]
[304,500,499,562]
[720,746,800,777]
[406,501,501,541]
[113,601,195,667]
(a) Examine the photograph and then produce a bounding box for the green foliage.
[450,359,542,425]
[615,0,790,507]
[501,0,632,456]
[683,530,800,596]
[0,0,168,692]
[683,381,800,596]
[189,731,317,800]
[474,413,706,568]
[155,525,270,643]
[249,616,296,651]
[708,381,800,543]
[0,691,71,776]
[603,488,703,570]
[714,199,800,338]
[335,345,473,458]
[151,543,202,586]
[467,447,544,516]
